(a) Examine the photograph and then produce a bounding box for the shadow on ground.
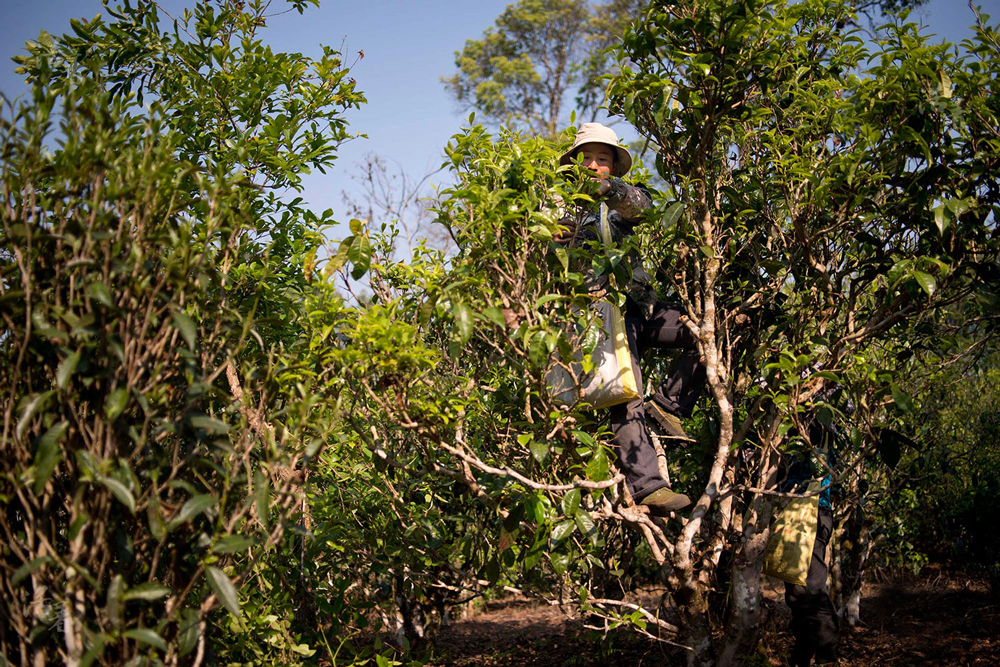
[838,581,999,666]
[426,580,999,666]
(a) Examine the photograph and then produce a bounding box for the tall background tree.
[603,0,1000,662]
[442,0,645,136]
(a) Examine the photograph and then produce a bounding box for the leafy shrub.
[1,1,362,663]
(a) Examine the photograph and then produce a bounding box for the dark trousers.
[609,299,706,501]
[785,507,840,666]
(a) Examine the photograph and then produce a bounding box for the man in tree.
[556,122,706,514]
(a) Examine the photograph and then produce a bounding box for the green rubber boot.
[640,487,692,515]
[644,401,695,442]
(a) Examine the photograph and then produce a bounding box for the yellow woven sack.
[763,482,821,586]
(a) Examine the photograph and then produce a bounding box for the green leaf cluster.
[1,1,362,664]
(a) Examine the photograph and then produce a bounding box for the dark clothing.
[610,298,706,502]
[571,178,659,312]
[565,178,706,503]
[785,507,840,666]
[782,421,836,510]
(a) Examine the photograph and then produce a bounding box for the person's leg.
[784,581,815,667]
[608,308,668,502]
[654,349,707,418]
[632,300,707,419]
[609,397,673,502]
[785,507,840,666]
[810,508,840,664]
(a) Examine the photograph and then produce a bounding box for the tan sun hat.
[559,122,632,177]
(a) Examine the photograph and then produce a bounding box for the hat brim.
[559,141,632,177]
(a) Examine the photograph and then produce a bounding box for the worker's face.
[577,143,615,177]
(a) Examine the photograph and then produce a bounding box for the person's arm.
[603,178,652,224]
[554,177,650,243]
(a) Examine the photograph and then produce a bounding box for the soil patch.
[425,579,1000,666]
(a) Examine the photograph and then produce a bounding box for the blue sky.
[2,0,998,230]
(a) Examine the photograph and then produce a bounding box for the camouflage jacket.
[566,178,658,314]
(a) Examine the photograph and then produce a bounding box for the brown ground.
[424,575,1000,666]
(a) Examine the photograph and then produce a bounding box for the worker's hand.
[554,216,576,243]
[590,176,611,197]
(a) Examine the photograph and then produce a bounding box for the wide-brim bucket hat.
[559,122,632,177]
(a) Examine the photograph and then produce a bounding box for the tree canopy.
[442,0,932,136]
[442,0,645,136]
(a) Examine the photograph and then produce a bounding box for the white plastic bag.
[546,203,640,410]
[546,299,640,409]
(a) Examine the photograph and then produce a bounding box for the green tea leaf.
[933,204,947,235]
[206,566,241,618]
[16,391,53,440]
[177,608,200,657]
[527,494,548,525]
[325,237,353,275]
[255,470,270,531]
[534,294,563,309]
[172,311,197,349]
[452,301,472,344]
[189,415,230,435]
[212,535,255,554]
[550,551,570,575]
[574,509,598,546]
[529,439,549,465]
[586,448,609,481]
[169,494,216,528]
[550,519,575,544]
[561,488,581,516]
[498,526,516,552]
[33,420,68,494]
[348,234,372,280]
[554,245,569,274]
[104,387,129,420]
[87,281,114,308]
[12,556,51,586]
[912,270,936,297]
[148,492,165,541]
[484,553,500,584]
[875,428,910,469]
[528,329,549,369]
[891,385,913,413]
[661,201,683,230]
[481,306,506,327]
[123,582,171,601]
[291,643,315,657]
[101,477,136,514]
[123,628,167,651]
[56,350,81,389]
